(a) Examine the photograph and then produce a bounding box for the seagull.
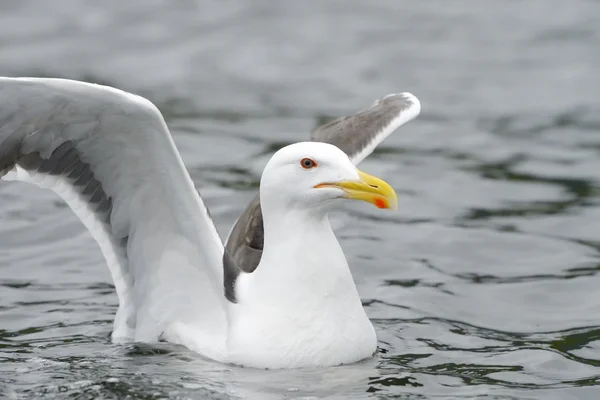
[0,77,421,369]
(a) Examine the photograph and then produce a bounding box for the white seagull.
[0,77,420,369]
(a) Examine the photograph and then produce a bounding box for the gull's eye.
[300,157,317,169]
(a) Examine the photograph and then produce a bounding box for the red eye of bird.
[300,157,317,169]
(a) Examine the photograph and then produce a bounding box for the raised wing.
[310,93,421,164]
[223,93,421,299]
[0,78,226,342]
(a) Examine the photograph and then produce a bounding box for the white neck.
[225,201,377,368]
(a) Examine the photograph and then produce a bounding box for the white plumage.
[0,77,420,369]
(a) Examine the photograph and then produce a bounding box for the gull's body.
[0,77,420,369]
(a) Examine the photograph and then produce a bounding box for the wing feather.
[310,93,421,164]
[0,77,226,342]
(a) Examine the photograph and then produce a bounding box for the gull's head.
[260,142,398,213]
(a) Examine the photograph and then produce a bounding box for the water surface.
[1,1,600,398]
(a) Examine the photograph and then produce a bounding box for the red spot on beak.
[374,198,387,209]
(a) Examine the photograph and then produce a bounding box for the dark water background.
[1,1,600,398]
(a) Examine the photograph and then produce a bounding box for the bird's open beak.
[314,170,398,210]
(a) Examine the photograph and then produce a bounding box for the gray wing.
[310,93,421,164]
[0,77,226,341]
[223,93,420,301]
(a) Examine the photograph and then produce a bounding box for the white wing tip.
[374,92,421,116]
[400,91,420,107]
[373,92,422,126]
[400,92,421,122]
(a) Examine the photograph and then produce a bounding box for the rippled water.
[1,0,600,398]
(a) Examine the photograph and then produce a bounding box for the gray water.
[1,0,599,398]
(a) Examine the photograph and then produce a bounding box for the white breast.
[225,214,377,369]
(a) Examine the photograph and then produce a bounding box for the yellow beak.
[314,169,398,210]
